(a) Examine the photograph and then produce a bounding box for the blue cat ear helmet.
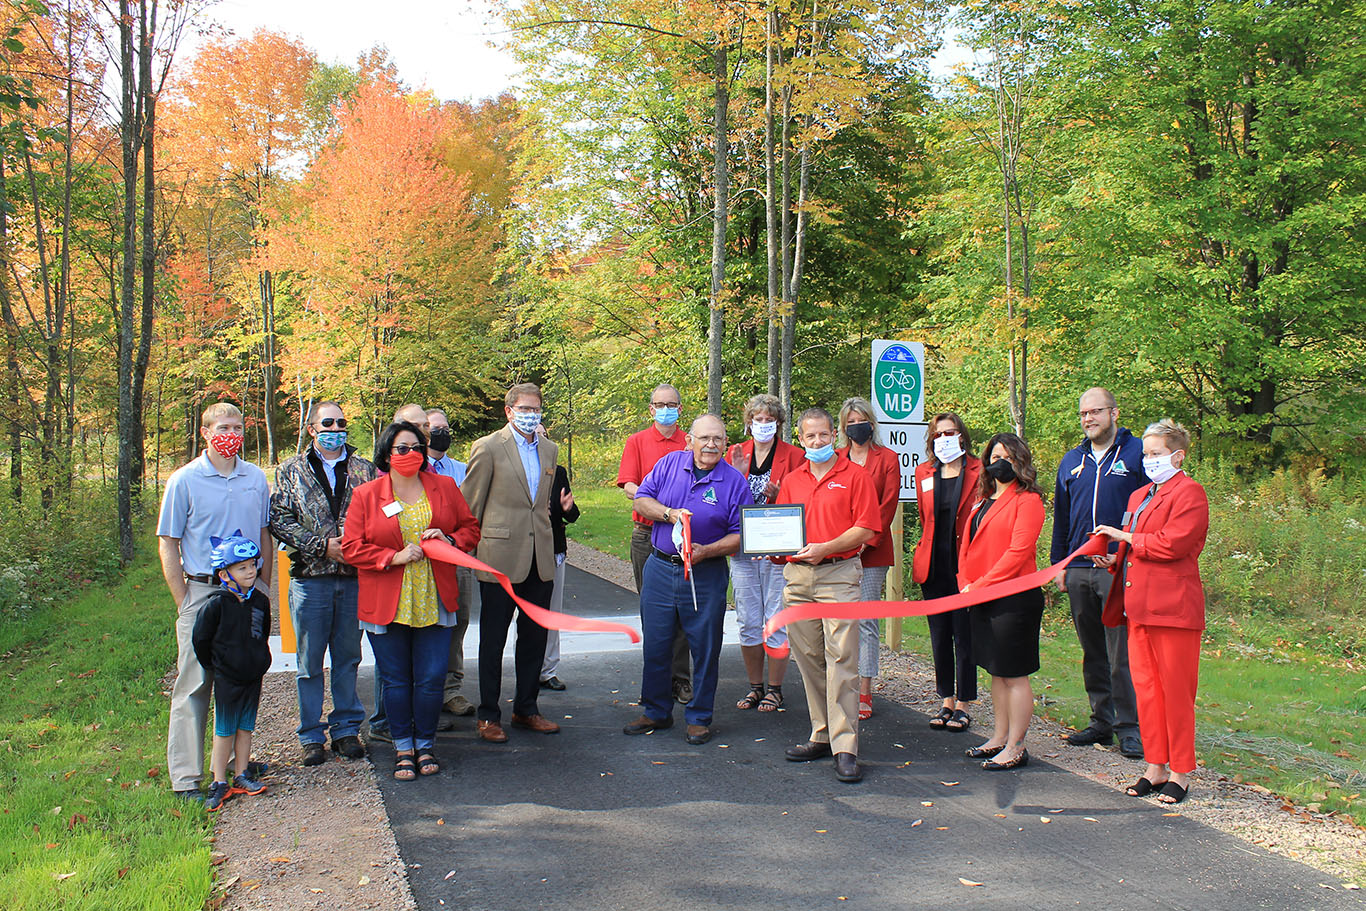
[211,535,261,572]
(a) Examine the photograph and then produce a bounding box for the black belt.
[815,555,853,566]
[652,547,721,567]
[184,573,215,584]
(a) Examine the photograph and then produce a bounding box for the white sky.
[189,0,969,103]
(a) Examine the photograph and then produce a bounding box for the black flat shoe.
[1125,776,1167,797]
[1157,781,1189,804]
[964,743,1004,759]
[982,749,1029,771]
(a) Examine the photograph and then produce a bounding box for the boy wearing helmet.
[192,534,273,812]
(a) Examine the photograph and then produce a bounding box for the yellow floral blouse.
[392,494,440,628]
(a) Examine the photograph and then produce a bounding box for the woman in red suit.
[837,397,901,720]
[342,421,480,781]
[957,432,1046,771]
[1093,419,1208,804]
[912,412,982,732]
[726,393,805,712]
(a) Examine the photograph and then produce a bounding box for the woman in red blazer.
[342,421,480,780]
[837,397,902,720]
[956,432,1046,771]
[1094,419,1208,805]
[912,412,983,732]
[726,393,805,712]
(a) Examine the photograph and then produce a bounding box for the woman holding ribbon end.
[727,394,805,712]
[1092,419,1208,805]
[957,433,1047,771]
[342,422,480,781]
[912,413,982,733]
[837,398,901,720]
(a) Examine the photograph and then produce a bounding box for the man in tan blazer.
[462,382,562,742]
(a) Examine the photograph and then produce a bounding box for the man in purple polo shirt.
[624,413,752,744]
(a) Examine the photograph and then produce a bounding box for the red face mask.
[389,450,424,477]
[208,431,244,459]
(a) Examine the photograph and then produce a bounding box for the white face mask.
[1143,451,1183,484]
[933,433,964,464]
[750,420,777,443]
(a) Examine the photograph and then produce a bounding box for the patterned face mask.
[208,431,244,459]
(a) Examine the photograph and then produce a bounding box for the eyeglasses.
[691,435,725,445]
[931,429,959,439]
[1079,407,1114,419]
[392,443,427,455]
[509,404,540,414]
[314,417,348,429]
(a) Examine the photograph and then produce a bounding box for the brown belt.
[184,573,214,584]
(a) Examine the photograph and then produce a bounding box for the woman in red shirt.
[912,412,982,732]
[957,432,1046,771]
[1093,419,1208,804]
[837,397,901,720]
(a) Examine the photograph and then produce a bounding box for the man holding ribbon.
[462,383,562,743]
[775,407,881,783]
[617,383,693,704]
[623,413,751,745]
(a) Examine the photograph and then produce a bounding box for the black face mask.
[846,422,874,446]
[428,428,452,454]
[985,458,1017,483]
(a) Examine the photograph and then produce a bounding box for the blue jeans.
[290,576,364,745]
[367,623,454,752]
[639,553,728,726]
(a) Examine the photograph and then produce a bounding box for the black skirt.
[970,587,1045,677]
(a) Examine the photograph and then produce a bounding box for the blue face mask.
[804,443,835,463]
[316,430,348,452]
[653,406,679,426]
[512,411,542,435]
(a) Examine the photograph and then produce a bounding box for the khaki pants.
[784,559,862,756]
[167,580,219,791]
[443,566,477,702]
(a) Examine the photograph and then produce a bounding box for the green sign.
[872,341,924,422]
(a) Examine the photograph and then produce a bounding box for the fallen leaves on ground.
[959,877,984,887]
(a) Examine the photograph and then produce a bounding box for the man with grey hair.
[1051,386,1150,759]
[624,414,751,744]
[616,383,693,704]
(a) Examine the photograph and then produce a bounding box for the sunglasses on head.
[315,417,348,429]
[392,443,426,455]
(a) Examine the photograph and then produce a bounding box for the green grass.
[0,540,213,911]
[889,599,1366,832]
[571,483,635,562]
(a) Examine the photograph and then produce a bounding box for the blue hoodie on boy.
[1050,427,1150,567]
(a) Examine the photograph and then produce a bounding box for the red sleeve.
[340,485,398,571]
[972,493,1045,589]
[1132,483,1209,563]
[615,434,641,488]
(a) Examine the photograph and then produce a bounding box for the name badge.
[381,501,403,518]
[1121,510,1132,527]
[920,476,934,493]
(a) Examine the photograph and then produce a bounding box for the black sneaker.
[205,781,232,812]
[332,735,365,760]
[173,787,204,804]
[368,725,393,744]
[1066,726,1114,746]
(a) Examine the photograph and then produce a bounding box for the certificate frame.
[740,504,806,557]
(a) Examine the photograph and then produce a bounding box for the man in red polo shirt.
[776,406,880,783]
[617,383,692,702]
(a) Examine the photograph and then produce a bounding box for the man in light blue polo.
[426,406,477,718]
[624,413,752,744]
[157,402,272,801]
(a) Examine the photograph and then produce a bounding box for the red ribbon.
[760,534,1111,658]
[421,538,641,643]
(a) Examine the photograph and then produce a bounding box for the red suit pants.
[1128,623,1201,774]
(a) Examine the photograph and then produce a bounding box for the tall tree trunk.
[0,150,23,504]
[260,269,278,463]
[130,0,157,498]
[116,0,139,564]
[59,1,74,495]
[20,143,57,510]
[763,8,780,397]
[706,42,729,414]
[781,138,809,423]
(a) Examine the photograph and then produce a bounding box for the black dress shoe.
[302,742,326,767]
[540,676,567,691]
[834,752,863,783]
[1119,734,1144,759]
[332,735,365,760]
[785,741,833,762]
[1066,726,1114,746]
[964,743,1004,759]
[983,749,1030,771]
[623,714,673,735]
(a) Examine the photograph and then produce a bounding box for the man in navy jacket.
[1051,387,1150,758]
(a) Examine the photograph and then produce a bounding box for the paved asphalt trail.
[370,566,1363,911]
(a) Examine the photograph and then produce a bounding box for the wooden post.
[885,505,904,651]
[277,551,296,653]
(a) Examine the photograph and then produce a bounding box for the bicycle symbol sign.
[872,342,923,422]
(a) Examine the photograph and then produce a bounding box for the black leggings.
[926,607,976,702]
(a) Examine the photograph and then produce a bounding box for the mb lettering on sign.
[871,340,928,503]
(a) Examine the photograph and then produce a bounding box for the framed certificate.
[740,504,806,556]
